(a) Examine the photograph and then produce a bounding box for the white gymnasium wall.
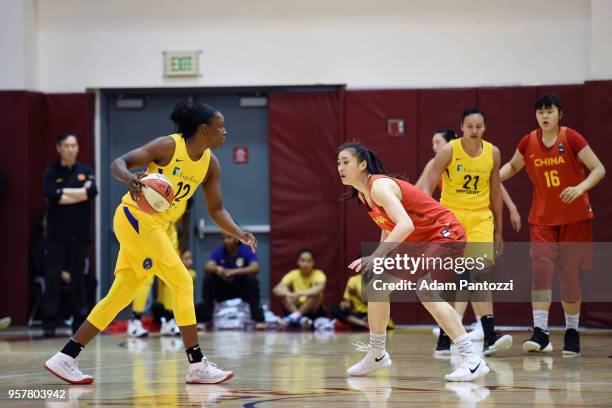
[590,0,612,79]
[0,0,37,89]
[3,0,611,91]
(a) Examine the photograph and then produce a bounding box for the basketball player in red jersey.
[500,95,605,355]
[338,142,489,382]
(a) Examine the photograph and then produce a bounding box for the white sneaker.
[160,317,180,336]
[185,359,234,384]
[445,355,489,382]
[128,318,149,338]
[467,322,484,342]
[299,317,313,329]
[44,352,94,384]
[347,342,392,377]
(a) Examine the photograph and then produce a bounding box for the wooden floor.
[1,329,612,407]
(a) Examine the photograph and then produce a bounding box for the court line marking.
[0,358,186,380]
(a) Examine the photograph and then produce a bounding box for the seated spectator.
[331,273,368,329]
[197,233,265,328]
[273,249,327,329]
[331,272,394,331]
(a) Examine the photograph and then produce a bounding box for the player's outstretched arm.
[203,153,257,252]
[418,144,452,195]
[560,146,606,203]
[500,149,525,182]
[491,146,504,257]
[501,184,521,233]
[111,136,174,198]
[415,158,435,190]
[371,179,414,250]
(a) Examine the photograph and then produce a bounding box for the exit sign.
[163,51,201,77]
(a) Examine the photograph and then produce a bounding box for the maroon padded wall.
[0,91,94,324]
[268,91,345,314]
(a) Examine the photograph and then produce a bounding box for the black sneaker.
[434,329,451,356]
[522,327,553,353]
[562,329,580,356]
[483,331,513,356]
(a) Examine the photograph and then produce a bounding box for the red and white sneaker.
[44,352,94,384]
[185,359,234,384]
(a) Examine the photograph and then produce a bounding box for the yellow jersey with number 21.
[441,138,492,211]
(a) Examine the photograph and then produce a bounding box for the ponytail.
[170,102,219,139]
[338,142,386,201]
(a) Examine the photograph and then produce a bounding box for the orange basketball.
[135,173,174,214]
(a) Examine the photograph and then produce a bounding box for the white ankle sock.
[369,332,386,355]
[565,313,579,330]
[289,311,302,320]
[533,310,549,331]
[475,315,482,328]
[453,333,474,358]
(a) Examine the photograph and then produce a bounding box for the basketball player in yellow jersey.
[127,200,189,338]
[45,102,256,385]
[420,108,513,357]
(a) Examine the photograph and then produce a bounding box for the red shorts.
[530,220,592,301]
[530,220,593,271]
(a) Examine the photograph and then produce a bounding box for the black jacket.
[43,161,97,242]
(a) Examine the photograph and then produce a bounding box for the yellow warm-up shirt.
[281,269,326,305]
[343,274,367,314]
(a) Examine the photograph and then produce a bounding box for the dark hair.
[56,132,76,145]
[433,128,458,143]
[338,142,386,201]
[170,102,219,139]
[534,95,562,112]
[298,248,316,259]
[461,108,486,124]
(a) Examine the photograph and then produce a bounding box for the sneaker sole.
[44,363,94,385]
[434,349,451,356]
[523,340,553,353]
[484,335,513,356]
[562,350,580,357]
[347,359,392,377]
[186,372,234,384]
[445,362,490,382]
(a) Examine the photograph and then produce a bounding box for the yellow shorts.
[114,204,181,279]
[87,204,195,329]
[448,207,494,262]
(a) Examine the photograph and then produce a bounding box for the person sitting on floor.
[273,249,327,329]
[330,272,395,330]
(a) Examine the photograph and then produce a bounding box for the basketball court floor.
[1,330,611,407]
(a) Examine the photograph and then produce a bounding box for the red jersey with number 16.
[517,126,592,226]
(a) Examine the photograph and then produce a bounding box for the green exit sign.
[163,51,201,77]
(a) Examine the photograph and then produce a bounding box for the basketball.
[136,173,174,214]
